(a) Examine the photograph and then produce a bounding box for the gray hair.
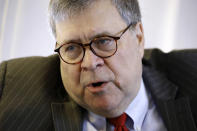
[48,0,141,38]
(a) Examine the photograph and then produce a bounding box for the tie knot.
[107,113,127,127]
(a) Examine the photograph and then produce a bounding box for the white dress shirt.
[83,79,167,131]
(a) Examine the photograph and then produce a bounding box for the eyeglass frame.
[54,22,136,64]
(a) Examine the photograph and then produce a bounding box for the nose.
[81,48,104,71]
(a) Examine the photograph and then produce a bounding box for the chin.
[93,108,123,118]
[87,100,122,117]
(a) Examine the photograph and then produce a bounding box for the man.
[0,0,197,131]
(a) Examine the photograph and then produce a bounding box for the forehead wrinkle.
[60,29,97,44]
[79,30,96,43]
[61,28,116,45]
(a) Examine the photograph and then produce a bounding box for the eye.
[97,38,112,45]
[98,39,111,44]
[60,43,82,55]
[92,37,115,51]
[60,43,83,60]
[65,45,76,52]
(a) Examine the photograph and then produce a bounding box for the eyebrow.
[59,31,119,45]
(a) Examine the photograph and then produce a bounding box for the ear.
[135,22,145,58]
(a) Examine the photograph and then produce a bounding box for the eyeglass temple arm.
[119,22,135,38]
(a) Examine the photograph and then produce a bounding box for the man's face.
[56,0,144,117]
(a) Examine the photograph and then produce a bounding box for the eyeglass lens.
[59,37,117,63]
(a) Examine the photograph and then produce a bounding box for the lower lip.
[86,82,108,93]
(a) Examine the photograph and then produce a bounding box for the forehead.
[55,0,127,43]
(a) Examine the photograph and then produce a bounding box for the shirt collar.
[125,79,149,130]
[87,111,106,130]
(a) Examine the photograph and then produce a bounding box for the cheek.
[60,62,87,107]
[105,38,142,91]
[60,62,81,89]
[109,44,140,75]
[108,55,140,82]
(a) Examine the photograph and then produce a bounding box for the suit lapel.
[51,101,85,131]
[143,64,197,131]
[156,98,196,131]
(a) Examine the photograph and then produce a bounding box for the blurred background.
[0,0,197,62]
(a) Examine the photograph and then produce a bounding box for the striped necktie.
[107,113,129,131]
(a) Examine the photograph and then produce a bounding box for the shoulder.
[0,54,60,76]
[143,49,197,124]
[0,54,60,69]
[143,48,197,85]
[0,55,66,130]
[144,48,197,66]
[143,48,197,74]
[143,48,197,106]
[0,54,66,100]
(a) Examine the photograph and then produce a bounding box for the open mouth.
[86,81,108,93]
[91,82,105,87]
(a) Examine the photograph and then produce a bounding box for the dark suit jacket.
[0,49,197,131]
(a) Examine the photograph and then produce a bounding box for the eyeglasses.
[54,23,135,64]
